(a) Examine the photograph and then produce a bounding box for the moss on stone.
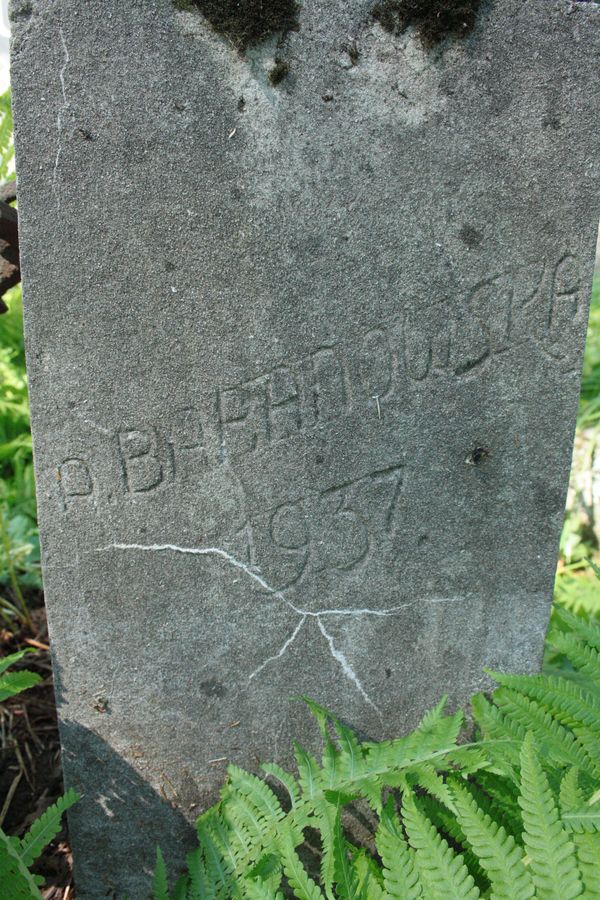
[268,58,290,86]
[372,0,483,48]
[177,0,300,53]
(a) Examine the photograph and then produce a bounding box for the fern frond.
[0,829,42,899]
[262,763,301,808]
[276,822,324,900]
[196,809,242,898]
[408,763,456,812]
[561,806,600,833]
[402,790,480,899]
[244,879,285,900]
[462,776,523,841]
[551,606,600,652]
[492,688,600,779]
[332,811,362,899]
[572,833,600,897]
[418,794,488,892]
[550,631,600,682]
[185,846,210,899]
[244,853,284,899]
[295,744,324,801]
[518,733,583,900]
[471,695,522,770]
[351,850,383,899]
[489,673,600,740]
[153,847,169,900]
[375,797,423,899]
[450,780,534,899]
[172,875,189,900]
[18,788,79,867]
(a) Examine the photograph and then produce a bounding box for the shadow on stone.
[59,720,196,899]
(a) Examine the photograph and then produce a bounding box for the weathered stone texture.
[10,0,600,894]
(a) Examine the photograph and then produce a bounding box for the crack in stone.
[52,26,70,210]
[98,541,463,715]
[247,615,307,683]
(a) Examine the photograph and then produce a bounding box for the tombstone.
[10,0,600,894]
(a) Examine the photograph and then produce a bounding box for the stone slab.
[10,0,600,895]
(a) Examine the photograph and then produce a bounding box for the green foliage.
[154,608,600,899]
[0,791,79,899]
[0,286,39,598]
[0,648,41,702]
[0,88,14,182]
[0,648,79,897]
[0,89,39,625]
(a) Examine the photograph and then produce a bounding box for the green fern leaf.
[562,807,600,833]
[185,846,211,899]
[471,695,522,770]
[332,811,362,899]
[276,822,324,900]
[295,744,324,801]
[408,763,457,813]
[262,763,301,808]
[402,790,480,899]
[375,797,423,899]
[351,850,384,899]
[227,766,285,828]
[551,606,600,652]
[419,793,489,891]
[196,810,241,898]
[0,649,36,677]
[489,674,600,740]
[18,788,79,867]
[462,776,523,842]
[450,780,534,899]
[0,829,42,899]
[518,733,583,899]
[0,669,42,703]
[172,875,189,900]
[153,847,169,900]
[550,632,600,682]
[492,688,600,779]
[571,833,600,898]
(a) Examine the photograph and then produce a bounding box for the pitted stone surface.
[10,0,600,895]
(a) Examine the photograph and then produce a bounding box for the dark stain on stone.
[174,0,301,53]
[466,446,491,466]
[199,678,228,698]
[372,0,484,48]
[269,58,290,86]
[459,224,483,249]
[542,114,562,131]
[385,667,392,678]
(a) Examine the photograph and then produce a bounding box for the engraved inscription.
[58,255,585,536]
[58,458,94,508]
[250,463,404,590]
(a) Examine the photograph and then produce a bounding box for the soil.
[0,599,75,898]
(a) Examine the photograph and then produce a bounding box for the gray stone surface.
[10,0,600,894]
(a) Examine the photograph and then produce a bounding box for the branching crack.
[99,541,463,715]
